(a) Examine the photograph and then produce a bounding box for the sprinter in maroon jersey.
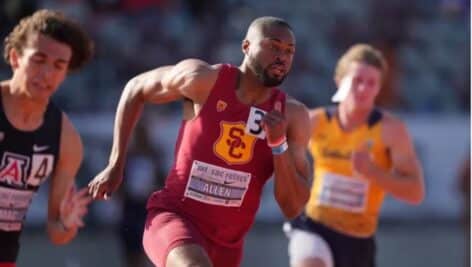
[88,16,311,267]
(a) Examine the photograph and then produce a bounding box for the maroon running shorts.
[143,209,242,267]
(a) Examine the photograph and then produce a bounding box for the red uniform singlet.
[145,64,286,264]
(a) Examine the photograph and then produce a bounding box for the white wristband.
[271,141,288,155]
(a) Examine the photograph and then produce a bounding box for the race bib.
[245,107,266,139]
[184,160,251,207]
[318,172,369,213]
[0,186,34,231]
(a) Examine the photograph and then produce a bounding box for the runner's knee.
[288,229,333,267]
[166,244,213,267]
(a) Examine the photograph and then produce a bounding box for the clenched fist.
[262,101,288,145]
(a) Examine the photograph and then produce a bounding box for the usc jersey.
[305,106,392,237]
[147,64,286,247]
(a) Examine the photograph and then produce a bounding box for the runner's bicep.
[133,60,217,105]
[160,59,216,103]
[290,144,311,181]
[135,66,184,104]
[387,123,422,179]
[287,102,311,180]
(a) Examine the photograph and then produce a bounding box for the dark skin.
[88,21,310,267]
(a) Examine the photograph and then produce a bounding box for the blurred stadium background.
[0,0,470,266]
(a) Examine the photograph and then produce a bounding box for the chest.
[197,103,272,165]
[311,123,387,164]
[0,127,58,189]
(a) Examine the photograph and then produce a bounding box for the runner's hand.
[352,142,377,180]
[60,185,92,229]
[262,101,288,145]
[88,165,123,200]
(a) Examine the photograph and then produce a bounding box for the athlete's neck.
[1,80,47,131]
[237,64,272,105]
[337,102,372,132]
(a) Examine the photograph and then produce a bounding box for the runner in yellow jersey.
[284,44,425,267]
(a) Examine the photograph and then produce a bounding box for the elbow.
[405,196,423,206]
[407,173,425,206]
[48,232,70,245]
[278,193,309,220]
[409,190,425,205]
[282,206,304,220]
[47,224,74,245]
[275,178,311,219]
[411,182,426,205]
[402,188,425,206]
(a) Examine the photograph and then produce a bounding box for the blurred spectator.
[0,0,37,41]
[367,0,416,109]
[455,63,470,111]
[457,153,470,267]
[88,0,121,13]
[119,120,166,267]
[120,0,170,13]
[458,154,470,224]
[182,0,230,61]
[20,0,466,114]
[440,0,470,18]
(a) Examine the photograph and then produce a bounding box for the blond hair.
[334,44,388,82]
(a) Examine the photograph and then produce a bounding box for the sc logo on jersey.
[214,121,257,165]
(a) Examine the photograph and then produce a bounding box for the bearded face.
[248,54,289,87]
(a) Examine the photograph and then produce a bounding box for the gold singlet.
[305,107,392,237]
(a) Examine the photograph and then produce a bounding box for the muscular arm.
[369,114,425,204]
[108,59,219,169]
[47,114,82,244]
[305,107,325,172]
[273,99,311,219]
[308,107,325,147]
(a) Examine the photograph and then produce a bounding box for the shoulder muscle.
[57,113,83,173]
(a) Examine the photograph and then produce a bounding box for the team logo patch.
[213,121,257,165]
[0,151,53,188]
[216,100,227,112]
[0,152,29,186]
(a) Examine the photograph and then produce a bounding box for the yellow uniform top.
[305,107,392,237]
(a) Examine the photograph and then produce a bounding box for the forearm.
[369,167,424,204]
[273,152,310,219]
[109,80,144,167]
[47,219,78,245]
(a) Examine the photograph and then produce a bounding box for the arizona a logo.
[0,152,29,186]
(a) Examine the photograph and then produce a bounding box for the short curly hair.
[3,9,94,71]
